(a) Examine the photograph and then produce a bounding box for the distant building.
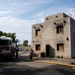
[32,13,75,58]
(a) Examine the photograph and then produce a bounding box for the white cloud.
[65,8,75,19]
[0,1,38,16]
[0,16,35,44]
[0,10,11,17]
[38,7,75,19]
[22,0,53,4]
[0,10,46,44]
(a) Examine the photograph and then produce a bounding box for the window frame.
[57,43,64,51]
[36,44,40,50]
[36,29,41,36]
[56,25,64,34]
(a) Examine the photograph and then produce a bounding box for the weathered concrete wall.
[55,17,71,58]
[70,18,75,58]
[32,13,75,58]
[41,21,56,57]
[45,13,68,22]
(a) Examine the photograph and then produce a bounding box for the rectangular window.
[57,44,64,51]
[36,44,40,50]
[56,25,63,34]
[0,40,12,45]
[36,29,41,36]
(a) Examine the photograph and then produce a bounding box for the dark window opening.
[56,16,58,18]
[46,18,48,20]
[57,44,64,51]
[36,29,41,36]
[40,25,43,28]
[36,44,40,50]
[56,25,64,34]
[34,27,36,29]
[63,20,66,23]
[0,39,12,45]
[54,22,56,25]
[66,37,69,41]
[33,41,34,43]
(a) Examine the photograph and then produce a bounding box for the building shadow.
[0,57,24,62]
[56,68,75,75]
[50,46,55,58]
[0,63,50,75]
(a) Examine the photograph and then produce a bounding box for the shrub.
[56,56,60,58]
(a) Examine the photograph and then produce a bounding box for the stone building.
[32,13,75,58]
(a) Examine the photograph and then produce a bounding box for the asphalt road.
[0,58,75,75]
[0,50,75,75]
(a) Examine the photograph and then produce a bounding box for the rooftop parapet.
[45,13,69,22]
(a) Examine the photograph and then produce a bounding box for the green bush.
[56,56,60,58]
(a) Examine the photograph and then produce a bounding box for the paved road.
[18,50,30,57]
[0,59,75,75]
[0,50,75,75]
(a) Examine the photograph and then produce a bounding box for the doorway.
[46,45,50,57]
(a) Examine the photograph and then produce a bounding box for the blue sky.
[0,0,75,45]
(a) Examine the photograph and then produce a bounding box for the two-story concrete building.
[32,13,75,58]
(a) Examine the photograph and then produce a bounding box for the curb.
[34,60,75,67]
[19,57,75,67]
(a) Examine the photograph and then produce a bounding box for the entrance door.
[46,45,50,57]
